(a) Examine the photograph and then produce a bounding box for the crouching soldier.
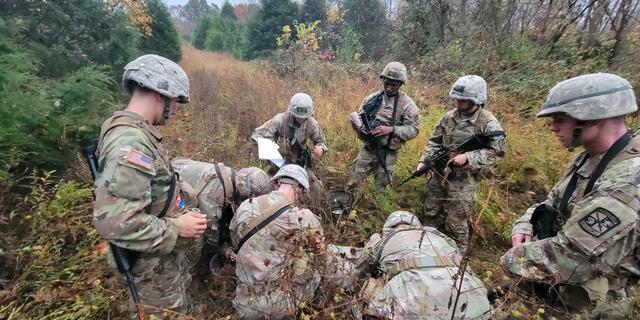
[230,164,325,319]
[353,211,493,319]
[170,158,270,272]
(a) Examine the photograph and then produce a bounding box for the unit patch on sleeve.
[578,207,621,238]
[126,149,153,170]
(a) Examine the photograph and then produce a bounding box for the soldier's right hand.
[416,162,426,172]
[177,211,207,238]
[510,233,532,247]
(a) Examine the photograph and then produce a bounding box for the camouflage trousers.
[422,174,480,252]
[110,237,203,319]
[347,148,397,190]
[233,277,320,319]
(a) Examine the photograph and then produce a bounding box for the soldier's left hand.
[371,126,394,137]
[449,153,468,166]
[313,145,324,157]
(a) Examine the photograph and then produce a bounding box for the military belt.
[387,255,459,279]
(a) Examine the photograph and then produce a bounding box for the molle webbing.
[235,195,292,251]
[387,255,459,278]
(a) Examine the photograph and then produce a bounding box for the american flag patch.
[127,149,153,170]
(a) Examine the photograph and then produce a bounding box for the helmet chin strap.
[158,97,171,125]
[568,121,584,152]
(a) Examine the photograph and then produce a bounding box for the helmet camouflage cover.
[538,72,637,121]
[380,62,408,83]
[270,164,310,192]
[449,75,487,105]
[122,54,190,103]
[236,167,270,198]
[287,93,314,119]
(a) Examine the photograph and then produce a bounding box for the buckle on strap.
[387,255,459,278]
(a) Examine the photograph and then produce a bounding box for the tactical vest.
[236,194,291,249]
[442,107,493,148]
[97,111,196,216]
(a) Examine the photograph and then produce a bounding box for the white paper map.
[256,138,284,167]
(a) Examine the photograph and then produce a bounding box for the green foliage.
[299,0,327,24]
[181,0,214,23]
[221,1,237,21]
[245,0,299,59]
[204,14,246,58]
[336,23,363,62]
[192,15,213,49]
[140,0,182,62]
[342,0,387,59]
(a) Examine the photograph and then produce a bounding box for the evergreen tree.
[299,0,326,23]
[204,14,245,58]
[343,0,387,59]
[192,15,213,49]
[245,0,299,59]
[140,0,182,62]
[181,0,212,22]
[221,1,237,21]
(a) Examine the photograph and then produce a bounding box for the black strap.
[214,164,227,202]
[385,93,400,147]
[584,133,631,195]
[158,172,176,219]
[236,204,291,252]
[558,133,631,213]
[230,168,238,198]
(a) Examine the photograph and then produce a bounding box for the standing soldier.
[417,75,506,252]
[170,158,270,273]
[91,54,207,318]
[353,211,493,319]
[348,62,420,190]
[230,165,325,319]
[501,73,640,318]
[252,92,328,205]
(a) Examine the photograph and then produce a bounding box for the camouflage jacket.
[251,112,328,164]
[171,158,236,248]
[502,135,640,298]
[230,191,324,300]
[92,111,184,256]
[354,226,492,319]
[355,90,420,151]
[420,107,506,174]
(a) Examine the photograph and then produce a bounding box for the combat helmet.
[271,164,309,192]
[449,75,487,106]
[380,62,408,83]
[122,54,190,103]
[236,167,270,198]
[287,93,314,119]
[383,211,422,233]
[538,73,637,121]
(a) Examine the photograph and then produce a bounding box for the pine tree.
[221,1,237,21]
[245,0,299,59]
[140,0,182,62]
[343,0,387,59]
[299,0,326,23]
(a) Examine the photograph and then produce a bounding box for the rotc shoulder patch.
[578,207,621,238]
[126,149,153,170]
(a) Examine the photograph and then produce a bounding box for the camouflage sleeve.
[251,114,283,143]
[92,128,180,254]
[354,233,382,278]
[419,117,446,163]
[511,200,550,236]
[228,197,256,248]
[501,178,640,283]
[307,117,328,152]
[392,99,420,142]
[466,117,506,170]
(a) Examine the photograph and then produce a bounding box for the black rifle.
[360,113,392,181]
[399,131,505,186]
[83,142,144,320]
[290,137,313,169]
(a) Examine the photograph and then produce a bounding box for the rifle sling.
[385,93,400,147]
[558,133,631,214]
[236,203,291,252]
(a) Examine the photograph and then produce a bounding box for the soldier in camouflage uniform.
[252,92,328,208]
[230,164,324,319]
[348,62,421,189]
[502,73,640,318]
[92,54,208,318]
[170,158,270,272]
[418,75,506,252]
[353,211,493,319]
